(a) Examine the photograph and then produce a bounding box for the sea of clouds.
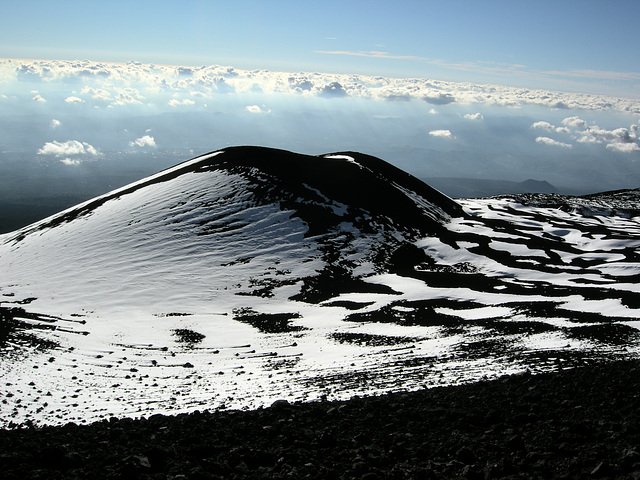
[6,58,640,111]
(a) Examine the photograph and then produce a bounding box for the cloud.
[429,129,455,139]
[4,58,640,114]
[59,158,82,166]
[531,115,640,152]
[576,134,601,144]
[531,121,555,131]
[320,82,348,97]
[288,76,315,93]
[168,98,196,107]
[606,142,640,153]
[588,126,634,143]
[177,67,194,77]
[80,86,112,102]
[314,50,427,62]
[32,94,46,102]
[540,68,640,82]
[463,113,483,120]
[531,121,573,135]
[112,88,144,106]
[37,140,100,157]
[571,125,639,152]
[245,104,271,114]
[129,135,156,148]
[562,116,588,129]
[535,136,572,148]
[423,93,455,105]
[76,85,143,107]
[50,119,61,129]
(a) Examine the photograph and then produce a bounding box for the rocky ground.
[1,359,639,480]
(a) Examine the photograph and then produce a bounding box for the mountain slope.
[1,146,639,427]
[1,147,459,311]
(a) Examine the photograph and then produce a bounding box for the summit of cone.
[8,146,462,243]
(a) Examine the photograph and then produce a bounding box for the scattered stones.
[1,360,640,479]
[172,328,206,346]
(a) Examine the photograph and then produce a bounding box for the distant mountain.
[516,179,557,194]
[424,177,560,198]
[1,146,639,427]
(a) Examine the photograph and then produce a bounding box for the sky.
[1,0,640,212]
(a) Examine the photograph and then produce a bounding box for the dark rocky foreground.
[1,359,640,480]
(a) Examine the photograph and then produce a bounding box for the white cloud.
[37,140,100,157]
[50,119,62,129]
[588,126,634,143]
[429,129,455,139]
[423,93,455,105]
[428,108,438,115]
[531,121,555,131]
[64,96,84,103]
[129,135,156,148]
[463,112,483,120]
[245,104,271,114]
[573,125,639,152]
[320,82,348,97]
[532,115,639,152]
[32,94,46,102]
[562,116,588,129]
[168,98,196,107]
[4,58,640,114]
[112,88,144,106]
[576,134,602,144]
[80,86,112,102]
[535,136,572,148]
[606,142,640,153]
[59,158,82,166]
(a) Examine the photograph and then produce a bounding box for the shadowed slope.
[6,146,461,244]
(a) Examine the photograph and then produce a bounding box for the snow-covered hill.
[1,146,639,426]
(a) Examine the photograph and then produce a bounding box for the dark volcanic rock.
[1,360,640,479]
[10,146,462,243]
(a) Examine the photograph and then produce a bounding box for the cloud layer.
[3,58,640,113]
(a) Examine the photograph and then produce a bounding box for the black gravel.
[1,359,640,480]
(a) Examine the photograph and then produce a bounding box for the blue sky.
[2,0,640,96]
